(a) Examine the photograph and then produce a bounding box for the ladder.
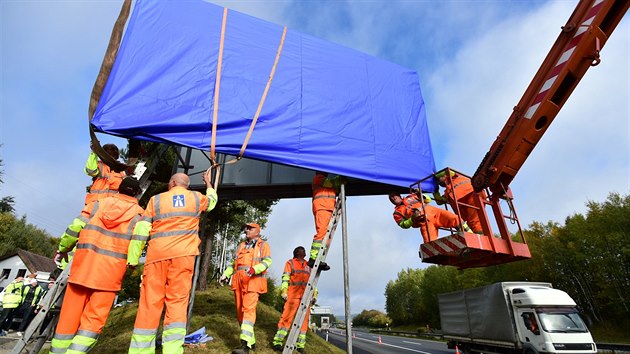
[11,263,71,354]
[282,197,343,354]
[11,144,170,353]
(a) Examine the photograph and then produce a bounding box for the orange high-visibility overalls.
[84,153,125,205]
[51,193,145,354]
[273,258,311,349]
[443,175,483,233]
[310,174,337,260]
[229,238,271,348]
[419,205,461,243]
[129,186,216,354]
[393,195,461,243]
[392,194,422,227]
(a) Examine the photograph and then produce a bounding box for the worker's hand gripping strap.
[225,25,288,165]
[87,0,139,173]
[89,129,141,173]
[204,165,222,192]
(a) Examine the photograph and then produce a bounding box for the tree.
[352,309,391,328]
[0,153,15,213]
[384,268,424,325]
[0,213,57,257]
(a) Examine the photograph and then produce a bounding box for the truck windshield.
[537,309,588,333]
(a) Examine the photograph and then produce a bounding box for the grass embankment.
[590,320,630,344]
[88,285,345,354]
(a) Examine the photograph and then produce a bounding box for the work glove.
[53,251,68,266]
[433,191,446,205]
[411,209,425,223]
[246,267,256,277]
[311,297,317,306]
[219,275,229,286]
[281,290,288,301]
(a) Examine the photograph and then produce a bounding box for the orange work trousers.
[54,283,116,341]
[232,274,260,346]
[313,209,333,242]
[134,256,195,331]
[310,209,333,259]
[233,279,259,325]
[277,297,310,332]
[420,207,461,243]
[449,193,483,233]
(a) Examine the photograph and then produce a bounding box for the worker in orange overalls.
[272,246,316,352]
[84,143,126,205]
[50,177,146,354]
[220,223,272,354]
[309,171,343,271]
[128,172,217,354]
[389,192,471,243]
[434,171,484,233]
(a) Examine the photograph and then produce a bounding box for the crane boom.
[472,0,629,194]
[416,0,627,269]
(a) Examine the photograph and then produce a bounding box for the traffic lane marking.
[326,331,432,354]
[403,340,423,345]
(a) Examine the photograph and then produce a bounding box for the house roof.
[0,249,56,274]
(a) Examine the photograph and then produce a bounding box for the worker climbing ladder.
[282,197,343,354]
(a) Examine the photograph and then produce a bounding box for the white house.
[0,249,57,289]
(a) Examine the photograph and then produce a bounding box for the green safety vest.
[21,285,43,306]
[3,281,24,309]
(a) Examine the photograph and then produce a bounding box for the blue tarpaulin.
[91,0,435,189]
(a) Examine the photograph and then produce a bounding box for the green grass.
[590,319,630,344]
[84,284,345,354]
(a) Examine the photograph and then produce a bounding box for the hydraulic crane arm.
[472,0,629,195]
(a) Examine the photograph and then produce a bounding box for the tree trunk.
[197,218,217,290]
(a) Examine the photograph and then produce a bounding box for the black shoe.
[232,340,250,354]
[308,258,331,271]
[272,343,283,352]
[297,348,305,353]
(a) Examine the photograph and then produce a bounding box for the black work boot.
[272,343,283,352]
[307,258,330,271]
[232,340,251,354]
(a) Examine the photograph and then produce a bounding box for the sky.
[1,0,628,317]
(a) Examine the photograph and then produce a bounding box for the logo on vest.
[173,195,185,207]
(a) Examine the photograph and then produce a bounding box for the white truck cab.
[439,282,597,354]
[510,285,596,354]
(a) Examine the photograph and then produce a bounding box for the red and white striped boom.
[472,0,629,195]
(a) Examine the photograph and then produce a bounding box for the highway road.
[317,328,454,354]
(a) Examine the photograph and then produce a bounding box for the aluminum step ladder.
[11,263,71,354]
[282,197,343,354]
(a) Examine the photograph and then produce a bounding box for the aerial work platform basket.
[412,168,531,269]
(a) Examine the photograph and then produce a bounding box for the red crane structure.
[415,0,628,269]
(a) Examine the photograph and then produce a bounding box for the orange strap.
[210,7,228,163]
[226,26,288,165]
